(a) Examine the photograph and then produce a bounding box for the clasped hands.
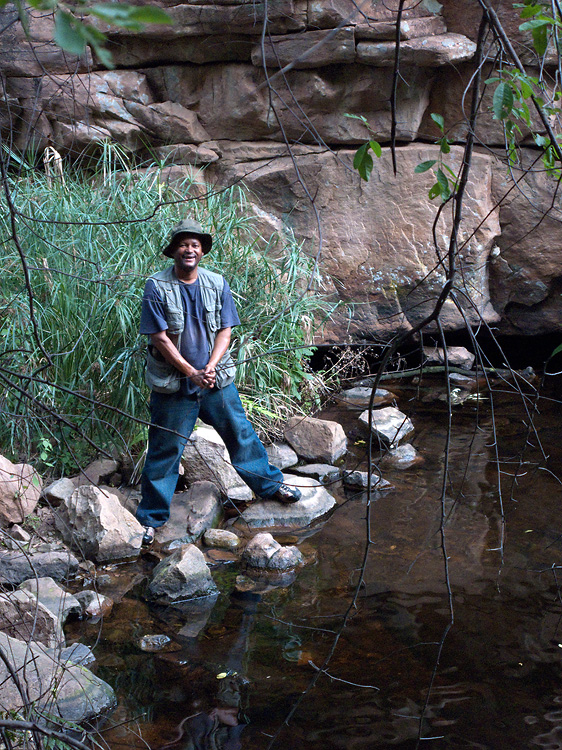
[189,363,216,389]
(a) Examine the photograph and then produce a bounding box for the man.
[137,218,301,545]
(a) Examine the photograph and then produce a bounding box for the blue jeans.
[137,384,284,528]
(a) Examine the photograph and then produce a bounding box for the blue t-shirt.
[140,275,240,395]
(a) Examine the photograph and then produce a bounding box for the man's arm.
[150,330,213,388]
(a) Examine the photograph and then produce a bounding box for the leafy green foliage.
[0,146,334,471]
[492,82,515,120]
[413,113,457,201]
[344,113,382,182]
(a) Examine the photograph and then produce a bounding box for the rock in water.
[240,474,336,528]
[359,407,415,448]
[145,544,219,604]
[284,416,347,463]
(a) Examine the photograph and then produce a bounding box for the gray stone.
[55,485,143,562]
[240,474,336,528]
[357,33,477,67]
[157,481,223,548]
[0,590,64,648]
[0,455,42,526]
[42,477,76,507]
[125,100,211,143]
[292,463,341,483]
[355,16,447,40]
[59,643,96,667]
[19,577,81,625]
[343,471,393,490]
[181,426,252,500]
[108,34,254,67]
[423,346,475,369]
[284,416,347,463]
[137,634,172,652]
[203,528,241,551]
[0,632,116,722]
[265,442,299,470]
[359,407,415,448]
[74,590,114,619]
[0,549,80,585]
[243,532,303,570]
[381,444,422,470]
[251,27,355,69]
[153,142,221,165]
[146,544,219,604]
[337,386,395,409]
[4,524,31,547]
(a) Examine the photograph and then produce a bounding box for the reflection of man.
[136,218,301,545]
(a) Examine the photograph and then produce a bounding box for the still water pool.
[67,375,562,750]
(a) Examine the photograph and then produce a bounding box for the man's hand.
[190,369,215,389]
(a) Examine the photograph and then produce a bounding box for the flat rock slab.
[0,549,80,585]
[337,386,395,409]
[292,463,341,483]
[157,481,222,547]
[359,406,415,448]
[239,474,336,528]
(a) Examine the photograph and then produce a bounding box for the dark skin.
[150,234,231,389]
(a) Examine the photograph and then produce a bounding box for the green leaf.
[125,5,173,24]
[531,23,548,55]
[493,82,514,120]
[431,112,445,132]
[436,167,451,199]
[414,159,437,173]
[353,142,374,181]
[428,182,441,200]
[92,42,114,68]
[519,18,550,30]
[54,11,87,56]
[369,140,382,158]
[520,79,533,98]
[439,137,450,154]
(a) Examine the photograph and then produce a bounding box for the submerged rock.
[145,544,219,604]
[239,474,336,528]
[359,406,415,448]
[343,471,393,490]
[243,532,303,570]
[381,443,423,470]
[284,416,347,463]
[337,386,395,409]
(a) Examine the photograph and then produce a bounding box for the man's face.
[172,235,204,273]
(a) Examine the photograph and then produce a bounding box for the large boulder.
[0,454,41,525]
[221,145,500,342]
[55,485,143,562]
[0,632,116,722]
[181,426,252,500]
[240,474,337,527]
[284,416,347,463]
[145,544,219,604]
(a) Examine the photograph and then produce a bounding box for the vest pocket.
[145,348,181,393]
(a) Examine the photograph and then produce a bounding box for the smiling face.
[171,234,204,280]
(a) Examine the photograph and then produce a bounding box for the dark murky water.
[66,375,562,750]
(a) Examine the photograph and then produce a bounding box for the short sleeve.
[139,279,169,335]
[220,280,241,329]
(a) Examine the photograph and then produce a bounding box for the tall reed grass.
[0,147,334,473]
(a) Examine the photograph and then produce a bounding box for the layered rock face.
[1,0,560,340]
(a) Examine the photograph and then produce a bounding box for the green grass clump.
[0,147,334,474]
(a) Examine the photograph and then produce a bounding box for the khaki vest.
[145,266,236,393]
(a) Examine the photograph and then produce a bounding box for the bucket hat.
[162,218,213,257]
